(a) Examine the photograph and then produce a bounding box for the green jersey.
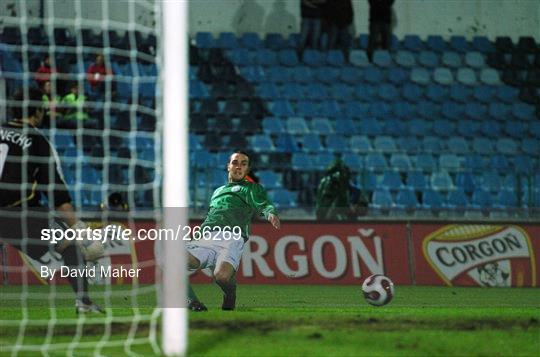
[201,179,277,240]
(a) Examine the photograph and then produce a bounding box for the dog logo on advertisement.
[423,225,536,287]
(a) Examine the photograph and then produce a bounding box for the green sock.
[187,284,200,303]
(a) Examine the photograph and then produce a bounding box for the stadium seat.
[530,121,540,139]
[415,154,437,172]
[257,170,282,189]
[512,103,535,120]
[409,119,432,136]
[390,153,412,171]
[392,101,414,118]
[479,121,502,138]
[410,67,431,85]
[365,153,388,171]
[433,68,454,85]
[239,65,266,82]
[344,102,368,118]
[381,171,404,190]
[313,152,336,171]
[370,101,392,119]
[291,66,315,83]
[439,154,461,171]
[342,153,363,172]
[374,136,397,152]
[364,67,384,83]
[339,66,363,83]
[217,32,239,49]
[403,35,425,52]
[447,137,469,154]
[255,49,278,66]
[319,100,341,117]
[326,134,348,153]
[291,152,315,171]
[251,134,275,152]
[516,36,537,53]
[465,102,488,119]
[422,189,444,210]
[300,134,323,152]
[286,117,309,135]
[490,155,510,171]
[472,137,494,155]
[455,171,476,194]
[397,137,421,153]
[446,189,469,209]
[395,50,416,67]
[513,155,533,174]
[472,86,495,103]
[430,171,454,191]
[481,171,502,192]
[316,67,340,83]
[329,83,354,102]
[495,86,519,103]
[377,84,400,101]
[472,36,494,53]
[301,49,324,66]
[426,35,447,52]
[373,50,393,67]
[195,32,214,48]
[335,118,358,135]
[304,83,327,101]
[310,117,333,134]
[433,120,455,137]
[422,136,443,154]
[264,33,286,49]
[354,84,376,102]
[275,133,300,153]
[419,51,439,67]
[407,171,428,190]
[270,100,294,117]
[350,135,372,153]
[326,50,345,66]
[442,51,462,67]
[449,84,472,102]
[479,68,501,85]
[240,32,262,49]
[268,188,297,208]
[457,120,480,138]
[371,189,394,210]
[426,84,447,101]
[387,67,408,84]
[401,83,423,101]
[449,36,470,52]
[396,188,419,210]
[496,138,518,155]
[456,68,477,85]
[441,101,464,120]
[522,138,539,155]
[504,121,527,138]
[495,189,518,209]
[349,50,370,67]
[464,51,484,68]
[471,188,492,209]
[358,118,382,136]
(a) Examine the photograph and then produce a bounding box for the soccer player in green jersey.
[187,151,280,311]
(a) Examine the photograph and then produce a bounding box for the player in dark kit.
[0,88,103,313]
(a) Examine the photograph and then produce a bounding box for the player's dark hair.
[10,87,44,120]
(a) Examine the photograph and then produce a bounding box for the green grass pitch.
[1,284,539,356]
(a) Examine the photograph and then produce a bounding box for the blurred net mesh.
[0,0,164,354]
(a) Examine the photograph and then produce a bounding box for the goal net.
[0,0,187,355]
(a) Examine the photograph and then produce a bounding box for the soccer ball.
[362,274,394,306]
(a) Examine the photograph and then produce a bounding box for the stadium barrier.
[2,221,538,287]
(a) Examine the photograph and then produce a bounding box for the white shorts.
[186,231,245,271]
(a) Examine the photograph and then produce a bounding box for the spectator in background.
[367,0,394,62]
[35,55,56,87]
[299,0,326,53]
[86,53,113,94]
[59,82,96,129]
[40,80,62,128]
[324,0,354,58]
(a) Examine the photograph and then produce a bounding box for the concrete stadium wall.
[1,0,539,41]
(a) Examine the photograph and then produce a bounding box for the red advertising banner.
[190,222,411,285]
[411,224,540,287]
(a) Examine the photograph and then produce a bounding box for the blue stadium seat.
[513,155,533,174]
[433,120,455,137]
[292,66,315,83]
[456,68,477,85]
[262,117,284,134]
[426,84,448,102]
[419,51,439,67]
[344,102,368,118]
[409,119,432,136]
[432,68,454,85]
[430,171,454,191]
[281,83,304,100]
[342,153,363,172]
[407,171,428,190]
[365,153,388,171]
[291,152,315,171]
[257,83,280,99]
[481,171,502,192]
[396,188,419,210]
[326,50,345,66]
[442,51,462,67]
[446,189,469,209]
[530,122,540,139]
[195,32,214,48]
[374,136,397,152]
[422,136,443,154]
[447,137,470,154]
[257,170,282,189]
[302,49,324,66]
[364,67,384,83]
[479,68,501,85]
[496,138,518,155]
[472,86,495,103]
[275,133,300,153]
[377,84,399,101]
[426,35,447,52]
[313,152,335,171]
[457,120,480,138]
[422,189,444,210]
[264,33,286,49]
[441,102,464,120]
[471,188,492,209]
[191,150,214,169]
[522,138,539,155]
[480,121,502,138]
[286,117,309,134]
[414,153,437,172]
[350,135,372,153]
[240,32,262,49]
[395,51,416,67]
[449,36,470,52]
[384,118,407,136]
[355,84,376,102]
[402,83,424,101]
[392,101,414,118]
[268,188,297,208]
[189,134,203,151]
[387,67,408,84]
[403,35,425,52]
[410,67,431,85]
[311,117,333,134]
[279,49,299,66]
[296,100,318,117]
[390,153,412,171]
[239,65,266,82]
[488,103,509,120]
[512,103,535,121]
[225,48,251,66]
[495,189,517,209]
[329,83,354,101]
[465,102,488,121]
[217,32,239,49]
[490,155,510,171]
[439,154,461,171]
[268,66,293,83]
[319,100,341,117]
[304,83,327,100]
[449,84,472,102]
[349,50,370,66]
[381,171,404,190]
[358,172,378,192]
[496,86,519,103]
[251,134,275,152]
[326,134,348,153]
[504,121,527,138]
[255,49,278,66]
[371,189,394,210]
[339,66,363,83]
[373,50,393,67]
[316,67,340,83]
[455,171,476,194]
[472,36,494,53]
[358,118,382,136]
[370,102,392,119]
[464,51,484,68]
[270,100,294,117]
[301,134,323,152]
[335,118,358,135]
[417,100,440,117]
[463,154,486,172]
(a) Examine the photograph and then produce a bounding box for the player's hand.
[268,213,281,230]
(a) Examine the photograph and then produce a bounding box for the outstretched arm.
[267,213,281,230]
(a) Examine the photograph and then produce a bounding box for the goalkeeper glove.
[72,221,105,261]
